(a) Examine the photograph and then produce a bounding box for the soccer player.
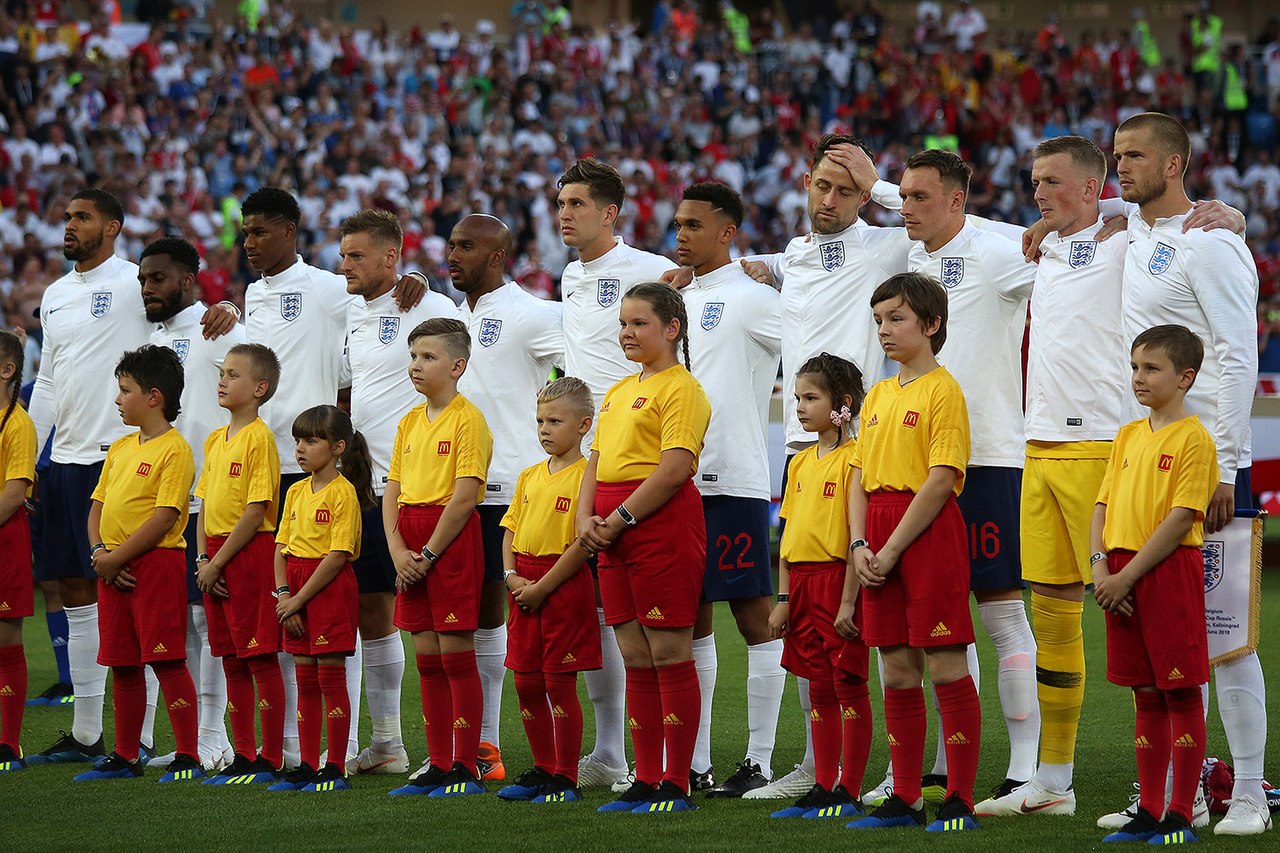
[896,150,1039,803]
[976,136,1129,818]
[340,208,456,775]
[195,343,286,785]
[587,283,710,815]
[384,318,493,798]
[73,346,201,783]
[1092,325,1217,846]
[0,330,36,772]
[241,186,427,767]
[670,182,785,797]
[1112,112,1269,837]
[26,190,162,764]
[846,272,980,833]
[497,377,602,804]
[557,159,676,786]
[141,236,242,770]
[452,213,564,780]
[269,406,372,794]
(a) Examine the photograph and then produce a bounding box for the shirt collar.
[922,221,975,258]
[260,255,307,286]
[580,237,625,272]
[72,254,125,284]
[159,301,207,334]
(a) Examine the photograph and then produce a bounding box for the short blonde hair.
[537,376,594,418]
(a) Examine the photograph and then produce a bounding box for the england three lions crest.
[597,278,620,307]
[819,242,844,271]
[378,316,400,345]
[1148,242,1176,275]
[701,302,724,331]
[281,292,303,322]
[1202,540,1224,593]
[91,291,112,318]
[1069,241,1097,269]
[170,339,190,363]
[940,258,964,288]
[479,317,502,347]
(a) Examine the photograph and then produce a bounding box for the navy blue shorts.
[955,466,1023,592]
[701,495,773,601]
[34,460,104,582]
[1235,467,1253,510]
[184,514,200,602]
[477,503,508,583]
[777,453,798,544]
[352,496,396,594]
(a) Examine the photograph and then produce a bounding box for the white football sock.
[930,643,980,776]
[745,639,784,778]
[344,635,363,759]
[474,625,506,748]
[189,604,229,756]
[691,633,717,775]
[980,599,1040,782]
[142,666,159,750]
[362,632,405,748]
[1216,653,1268,805]
[583,610,627,766]
[66,602,107,745]
[874,650,893,785]
[797,676,815,772]
[279,651,298,739]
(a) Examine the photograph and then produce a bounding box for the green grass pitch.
[5,585,1279,851]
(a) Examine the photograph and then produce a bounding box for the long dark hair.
[291,405,376,508]
[0,331,23,435]
[624,282,691,369]
[796,353,865,443]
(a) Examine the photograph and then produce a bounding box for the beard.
[63,230,103,262]
[1120,174,1167,207]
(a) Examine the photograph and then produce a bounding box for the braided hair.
[624,282,692,369]
[0,331,22,436]
[796,352,864,442]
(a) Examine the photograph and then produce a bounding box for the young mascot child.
[497,377,603,805]
[384,318,494,799]
[582,282,711,815]
[1091,325,1217,846]
[195,344,285,784]
[269,405,372,794]
[846,273,982,833]
[0,331,36,772]
[769,353,871,820]
[74,345,201,783]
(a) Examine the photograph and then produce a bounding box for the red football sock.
[935,675,981,810]
[0,644,27,751]
[545,671,584,782]
[111,665,147,761]
[808,676,843,791]
[247,654,285,766]
[417,653,453,771]
[883,686,927,806]
[625,665,663,787]
[836,677,872,795]
[441,650,483,777]
[1165,687,1206,822]
[296,661,322,769]
[514,671,554,772]
[1134,690,1171,817]
[152,659,199,759]
[317,663,350,773]
[656,659,700,793]
[222,655,257,760]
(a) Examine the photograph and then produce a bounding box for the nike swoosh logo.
[1020,798,1067,813]
[47,306,67,314]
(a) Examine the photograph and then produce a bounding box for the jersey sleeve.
[927,381,970,474]
[1096,427,1128,506]
[387,416,407,483]
[245,431,279,504]
[967,215,1026,243]
[90,443,117,504]
[276,484,298,549]
[2,417,36,484]
[28,313,55,458]
[453,408,491,482]
[193,430,219,499]
[658,377,710,456]
[744,252,785,287]
[1171,430,1217,518]
[988,237,1036,302]
[327,484,361,556]
[745,285,783,358]
[530,299,566,371]
[500,469,528,532]
[154,441,195,511]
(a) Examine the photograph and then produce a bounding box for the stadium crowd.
[0,1,1278,336]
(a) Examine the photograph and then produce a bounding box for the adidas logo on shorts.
[663,713,682,726]
[945,731,969,746]
[328,707,346,719]
[315,635,329,645]
[1173,733,1197,748]
[444,613,459,624]
[247,638,258,649]
[0,600,10,611]
[930,622,951,638]
[453,717,470,729]
[1167,667,1184,680]
[646,606,664,620]
[561,652,576,664]
[152,642,168,654]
